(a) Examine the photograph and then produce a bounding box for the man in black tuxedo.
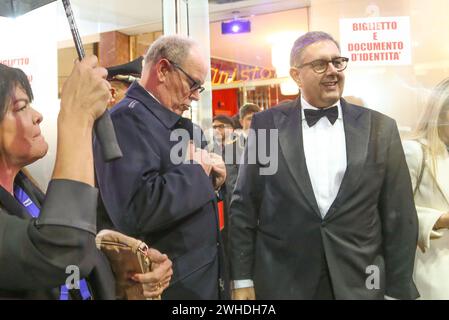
[230,31,419,300]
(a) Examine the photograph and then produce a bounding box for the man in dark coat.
[230,31,419,300]
[95,35,229,300]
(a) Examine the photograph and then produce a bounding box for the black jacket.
[230,97,419,299]
[0,172,115,299]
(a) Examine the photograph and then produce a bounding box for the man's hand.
[131,248,173,299]
[232,287,256,300]
[186,142,212,176]
[209,152,226,189]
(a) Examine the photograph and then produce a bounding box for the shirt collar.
[125,81,181,129]
[144,87,161,105]
[300,96,342,121]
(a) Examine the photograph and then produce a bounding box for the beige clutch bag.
[95,229,159,300]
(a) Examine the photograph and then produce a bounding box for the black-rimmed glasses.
[212,124,233,130]
[167,59,205,93]
[296,57,349,74]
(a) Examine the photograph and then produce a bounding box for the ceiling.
[63,0,310,36]
[53,0,310,68]
[210,7,309,68]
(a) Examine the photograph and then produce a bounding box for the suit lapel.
[273,98,321,218]
[326,99,371,219]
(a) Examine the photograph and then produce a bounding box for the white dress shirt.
[301,97,347,218]
[233,98,348,290]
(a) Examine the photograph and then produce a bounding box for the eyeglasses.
[296,57,349,74]
[166,59,205,93]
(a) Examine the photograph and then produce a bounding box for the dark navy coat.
[94,82,228,300]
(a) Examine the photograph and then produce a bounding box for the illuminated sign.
[211,66,275,85]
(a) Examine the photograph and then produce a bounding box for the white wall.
[0,3,59,190]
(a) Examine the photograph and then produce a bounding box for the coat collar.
[124,81,181,130]
[0,171,43,220]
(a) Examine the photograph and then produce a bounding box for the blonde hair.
[407,77,449,175]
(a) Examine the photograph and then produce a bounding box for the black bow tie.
[304,106,338,127]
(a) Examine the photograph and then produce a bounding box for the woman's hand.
[53,55,111,185]
[59,55,111,128]
[434,212,449,230]
[131,248,173,299]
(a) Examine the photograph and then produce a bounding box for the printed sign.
[340,16,411,66]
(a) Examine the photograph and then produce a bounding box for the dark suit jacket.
[0,172,115,299]
[224,133,246,197]
[94,82,228,300]
[229,97,419,300]
[221,134,246,257]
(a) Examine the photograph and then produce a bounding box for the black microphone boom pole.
[61,0,123,161]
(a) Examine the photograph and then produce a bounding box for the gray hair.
[290,31,340,67]
[144,35,197,67]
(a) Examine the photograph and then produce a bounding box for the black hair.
[0,63,34,121]
[213,114,235,128]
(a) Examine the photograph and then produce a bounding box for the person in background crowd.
[403,77,449,299]
[231,113,243,135]
[107,56,143,105]
[212,114,235,156]
[221,103,260,258]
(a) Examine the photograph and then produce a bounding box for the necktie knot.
[304,106,338,127]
